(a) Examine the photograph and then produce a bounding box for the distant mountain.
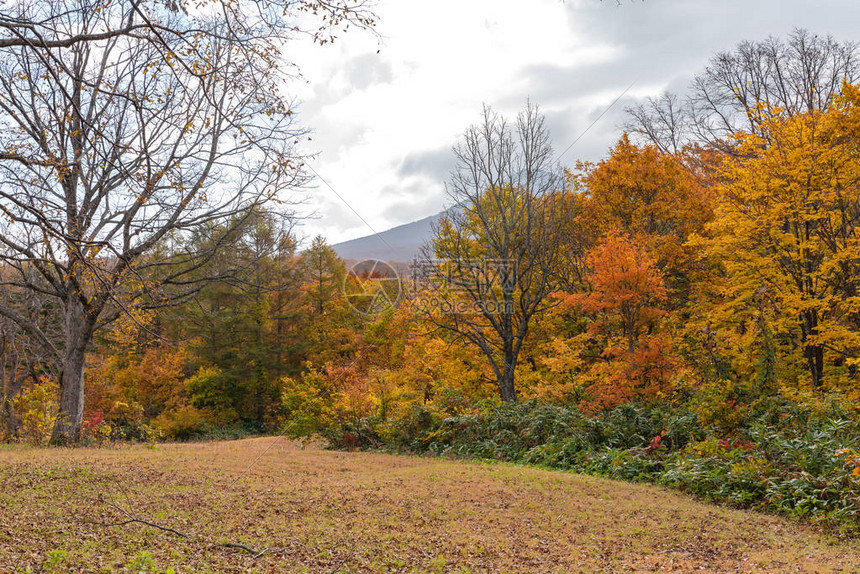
[333,211,446,263]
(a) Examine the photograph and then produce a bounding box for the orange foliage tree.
[571,135,713,303]
[578,231,667,353]
[561,231,676,411]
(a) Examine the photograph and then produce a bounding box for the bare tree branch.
[626,29,860,153]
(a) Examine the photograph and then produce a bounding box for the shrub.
[152,403,209,440]
[13,376,58,445]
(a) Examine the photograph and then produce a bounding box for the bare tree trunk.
[51,298,91,444]
[499,348,517,403]
[803,311,825,389]
[1,372,26,437]
[799,310,825,389]
[1,397,21,437]
[808,345,825,389]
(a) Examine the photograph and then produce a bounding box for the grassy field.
[0,438,858,573]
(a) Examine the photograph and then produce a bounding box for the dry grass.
[0,437,858,573]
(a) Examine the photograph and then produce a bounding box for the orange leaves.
[574,134,712,261]
[576,337,677,414]
[569,135,715,326]
[571,230,667,355]
[88,345,189,419]
[554,231,676,412]
[581,230,667,315]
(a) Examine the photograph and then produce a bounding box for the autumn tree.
[692,83,860,390]
[416,103,571,403]
[0,0,375,442]
[576,231,667,353]
[571,135,712,300]
[560,231,673,411]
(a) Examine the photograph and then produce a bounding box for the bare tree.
[0,0,374,52]
[624,92,690,155]
[626,29,860,151]
[415,103,574,403]
[0,0,375,442]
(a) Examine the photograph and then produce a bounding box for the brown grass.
[0,437,858,573]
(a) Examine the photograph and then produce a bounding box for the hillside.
[2,438,858,572]
[332,210,446,263]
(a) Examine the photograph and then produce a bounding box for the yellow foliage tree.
[691,84,860,393]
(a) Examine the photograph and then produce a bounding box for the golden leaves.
[692,83,860,389]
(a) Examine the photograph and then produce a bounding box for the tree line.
[2,27,860,443]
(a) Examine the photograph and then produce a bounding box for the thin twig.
[328,549,356,574]
[84,488,277,559]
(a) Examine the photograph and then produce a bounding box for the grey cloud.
[379,175,447,222]
[382,191,446,224]
[298,53,394,121]
[510,0,860,161]
[349,53,394,90]
[542,103,632,164]
[563,0,860,93]
[397,146,455,182]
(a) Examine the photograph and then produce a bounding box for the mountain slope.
[332,210,445,263]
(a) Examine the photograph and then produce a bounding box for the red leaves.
[717,438,753,452]
[81,410,105,431]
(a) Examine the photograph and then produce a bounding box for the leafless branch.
[626,29,860,153]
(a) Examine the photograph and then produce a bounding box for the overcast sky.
[289,0,860,245]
